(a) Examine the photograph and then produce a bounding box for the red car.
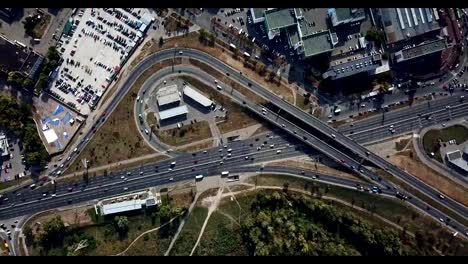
[101,111,107,117]
[193,160,198,164]
[340,159,346,164]
[41,177,48,182]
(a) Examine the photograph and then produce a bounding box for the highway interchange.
[1,47,467,240]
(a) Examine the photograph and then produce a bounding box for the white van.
[276,150,282,154]
[216,85,222,90]
[195,174,204,180]
[177,123,181,129]
[171,161,176,167]
[221,171,229,177]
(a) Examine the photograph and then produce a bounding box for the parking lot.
[48,8,153,115]
[0,133,28,184]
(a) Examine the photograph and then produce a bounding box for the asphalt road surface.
[2,47,466,239]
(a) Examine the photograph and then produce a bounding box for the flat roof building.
[183,85,213,107]
[378,8,441,44]
[156,84,180,108]
[322,54,384,80]
[328,8,367,27]
[158,105,189,121]
[95,188,161,216]
[394,38,448,63]
[0,134,9,157]
[446,150,468,173]
[0,35,44,79]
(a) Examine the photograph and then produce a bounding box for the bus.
[221,171,229,177]
[195,174,204,180]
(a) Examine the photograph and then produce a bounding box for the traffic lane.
[13,134,301,203]
[0,139,304,210]
[0,148,302,220]
[349,105,468,144]
[338,95,466,133]
[47,48,467,223]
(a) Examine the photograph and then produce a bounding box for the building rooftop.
[264,8,297,31]
[301,30,334,57]
[157,93,180,106]
[297,8,329,38]
[0,134,9,157]
[157,84,179,97]
[446,150,468,173]
[251,8,267,20]
[158,105,188,120]
[395,38,447,63]
[329,8,366,27]
[96,188,161,216]
[323,54,383,80]
[183,85,213,107]
[379,8,441,44]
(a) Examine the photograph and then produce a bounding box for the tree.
[365,27,384,45]
[159,36,164,47]
[23,225,34,247]
[114,216,129,237]
[382,52,390,60]
[38,216,66,250]
[22,78,33,89]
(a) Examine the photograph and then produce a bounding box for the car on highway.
[123,187,128,191]
[439,194,445,199]
[144,129,149,134]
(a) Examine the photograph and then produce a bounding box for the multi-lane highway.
[164,48,467,221]
[2,47,467,238]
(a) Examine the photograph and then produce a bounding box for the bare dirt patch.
[157,121,212,146]
[175,139,214,153]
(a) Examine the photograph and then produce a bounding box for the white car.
[169,177,174,181]
[144,129,149,134]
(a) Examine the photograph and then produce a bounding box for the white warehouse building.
[183,85,213,108]
[95,188,162,216]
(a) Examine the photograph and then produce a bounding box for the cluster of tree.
[0,94,48,166]
[198,29,216,46]
[241,191,412,256]
[33,216,96,256]
[23,14,41,37]
[158,204,186,238]
[35,46,61,93]
[365,27,385,46]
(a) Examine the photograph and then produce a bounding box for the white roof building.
[157,84,180,107]
[183,85,213,107]
[158,105,189,121]
[95,188,161,216]
[0,134,9,157]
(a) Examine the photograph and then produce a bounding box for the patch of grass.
[67,59,181,175]
[422,124,468,157]
[169,207,208,256]
[156,121,212,146]
[193,211,248,256]
[122,231,172,256]
[181,75,261,134]
[295,94,311,111]
[32,14,51,39]
[0,176,30,191]
[376,168,468,227]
